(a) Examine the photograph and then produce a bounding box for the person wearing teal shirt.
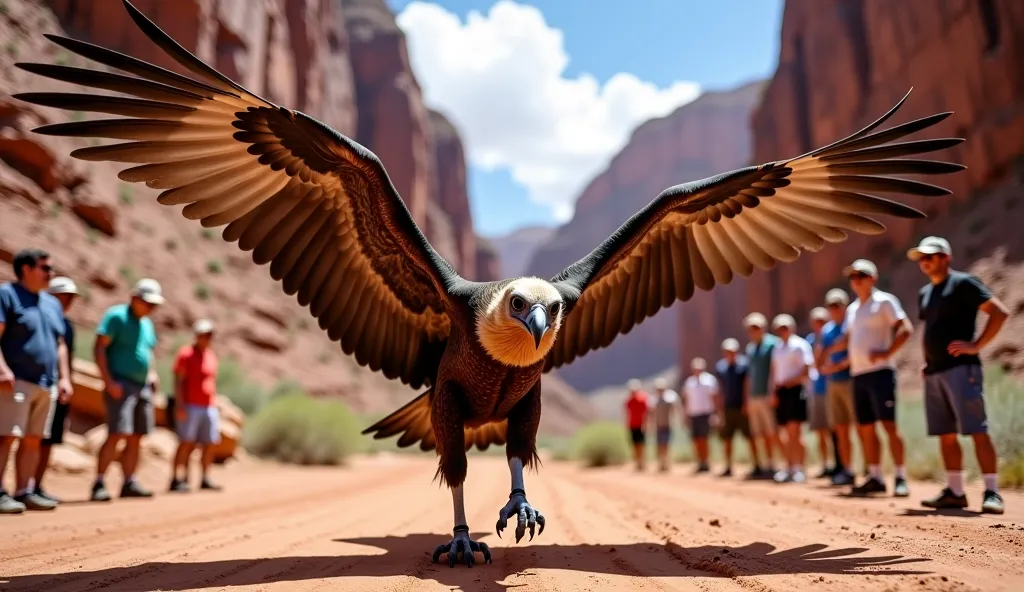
[91,278,164,502]
[742,312,782,479]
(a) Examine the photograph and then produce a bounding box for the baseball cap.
[652,377,668,390]
[824,288,850,306]
[809,306,829,321]
[743,312,767,329]
[907,236,952,261]
[132,277,165,305]
[627,378,641,391]
[192,318,215,335]
[721,337,740,352]
[48,276,78,295]
[690,357,707,371]
[842,258,877,278]
[772,313,796,330]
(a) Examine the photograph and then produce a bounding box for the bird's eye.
[510,295,526,312]
[549,302,561,316]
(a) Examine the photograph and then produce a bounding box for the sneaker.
[718,467,733,478]
[981,490,1004,515]
[773,469,792,483]
[169,479,190,493]
[34,486,62,504]
[0,491,26,514]
[893,477,910,497]
[200,478,222,491]
[694,463,710,474]
[814,467,832,479]
[830,470,854,487]
[91,481,111,502]
[14,492,58,511]
[791,470,807,483]
[120,480,153,498]
[921,487,968,509]
[850,476,886,496]
[745,466,764,480]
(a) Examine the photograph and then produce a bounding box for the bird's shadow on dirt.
[0,531,932,592]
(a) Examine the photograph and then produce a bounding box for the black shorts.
[719,407,751,440]
[774,385,807,425]
[853,368,896,425]
[42,400,70,445]
[630,427,645,444]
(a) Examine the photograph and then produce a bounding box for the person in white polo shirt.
[681,357,718,474]
[769,314,815,484]
[841,259,912,497]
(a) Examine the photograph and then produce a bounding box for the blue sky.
[387,0,785,237]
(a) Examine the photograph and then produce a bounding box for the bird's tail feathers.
[362,389,510,454]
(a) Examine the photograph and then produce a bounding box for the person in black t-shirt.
[908,236,1009,515]
[714,338,762,479]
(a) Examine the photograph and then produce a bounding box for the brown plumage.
[14,0,965,567]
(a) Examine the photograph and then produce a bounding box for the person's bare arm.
[57,335,73,402]
[949,297,1010,356]
[0,323,13,394]
[94,334,122,398]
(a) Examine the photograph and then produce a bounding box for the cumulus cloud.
[396,1,701,222]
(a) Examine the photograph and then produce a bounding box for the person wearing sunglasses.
[0,248,72,514]
[910,236,1009,515]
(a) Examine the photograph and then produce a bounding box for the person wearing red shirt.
[624,379,649,471]
[169,319,222,492]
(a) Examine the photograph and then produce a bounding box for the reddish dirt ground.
[2,454,1023,591]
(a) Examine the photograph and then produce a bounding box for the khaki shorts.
[827,379,855,426]
[747,396,777,437]
[0,379,58,439]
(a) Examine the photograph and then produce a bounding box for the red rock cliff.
[524,81,766,392]
[747,0,1024,325]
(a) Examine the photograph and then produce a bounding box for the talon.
[480,542,493,564]
[432,543,449,564]
[537,513,546,536]
[434,531,488,567]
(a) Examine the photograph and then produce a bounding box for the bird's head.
[476,277,564,367]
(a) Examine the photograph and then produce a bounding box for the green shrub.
[242,393,363,465]
[216,357,268,416]
[570,421,631,467]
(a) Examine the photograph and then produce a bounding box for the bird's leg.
[496,457,546,542]
[432,484,492,567]
[497,382,546,542]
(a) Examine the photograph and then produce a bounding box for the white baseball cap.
[48,276,78,295]
[842,258,878,278]
[721,337,740,352]
[772,313,796,330]
[907,236,952,261]
[690,357,707,371]
[809,306,829,322]
[824,288,850,306]
[627,378,641,391]
[652,377,668,390]
[743,312,768,329]
[132,277,165,305]
[192,318,215,335]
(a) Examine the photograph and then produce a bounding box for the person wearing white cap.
[714,338,762,478]
[818,288,856,487]
[842,258,912,497]
[742,312,782,478]
[33,276,81,504]
[768,313,815,484]
[804,307,837,481]
[624,378,649,471]
[909,236,1009,514]
[649,376,679,473]
[90,277,164,502]
[681,357,718,474]
[169,319,223,492]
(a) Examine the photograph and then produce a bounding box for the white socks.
[983,473,998,492]
[947,470,964,496]
[868,464,882,480]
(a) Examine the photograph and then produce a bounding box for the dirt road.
[2,454,1023,591]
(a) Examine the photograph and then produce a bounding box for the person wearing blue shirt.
[0,248,72,514]
[805,307,836,481]
[818,288,856,486]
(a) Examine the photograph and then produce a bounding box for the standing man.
[805,307,835,480]
[649,377,679,473]
[34,276,79,504]
[91,278,164,502]
[714,338,761,478]
[843,259,911,497]
[681,357,718,474]
[743,312,781,478]
[909,237,1009,514]
[819,288,856,486]
[0,248,71,513]
[769,314,814,484]
[624,379,649,472]
[169,319,223,492]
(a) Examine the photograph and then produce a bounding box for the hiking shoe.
[814,467,832,479]
[791,470,807,484]
[169,479,190,493]
[120,480,153,498]
[200,478,222,491]
[850,477,886,496]
[34,486,62,504]
[14,492,58,511]
[893,477,910,497]
[694,464,710,474]
[718,467,733,478]
[921,487,967,509]
[0,491,26,514]
[773,469,792,483]
[91,481,111,502]
[981,490,1004,515]
[830,470,854,487]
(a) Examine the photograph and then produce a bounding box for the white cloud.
[396,1,701,223]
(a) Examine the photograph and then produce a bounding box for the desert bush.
[242,393,363,465]
[570,421,631,467]
[215,357,269,416]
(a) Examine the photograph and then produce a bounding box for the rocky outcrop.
[524,81,766,392]
[747,0,1024,324]
[474,235,501,282]
[429,109,478,279]
[490,225,556,279]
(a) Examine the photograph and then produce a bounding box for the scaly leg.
[496,456,546,541]
[432,485,492,567]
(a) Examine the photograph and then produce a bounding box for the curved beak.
[523,304,548,349]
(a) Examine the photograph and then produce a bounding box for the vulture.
[15,0,965,568]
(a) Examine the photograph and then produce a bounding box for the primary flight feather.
[14,0,965,568]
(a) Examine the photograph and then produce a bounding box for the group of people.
[1,247,225,515]
[624,236,1010,515]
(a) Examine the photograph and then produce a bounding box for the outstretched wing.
[545,88,964,371]
[14,0,455,389]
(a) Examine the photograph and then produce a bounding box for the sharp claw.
[537,514,546,536]
[432,543,448,564]
[496,518,504,538]
[480,542,493,564]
